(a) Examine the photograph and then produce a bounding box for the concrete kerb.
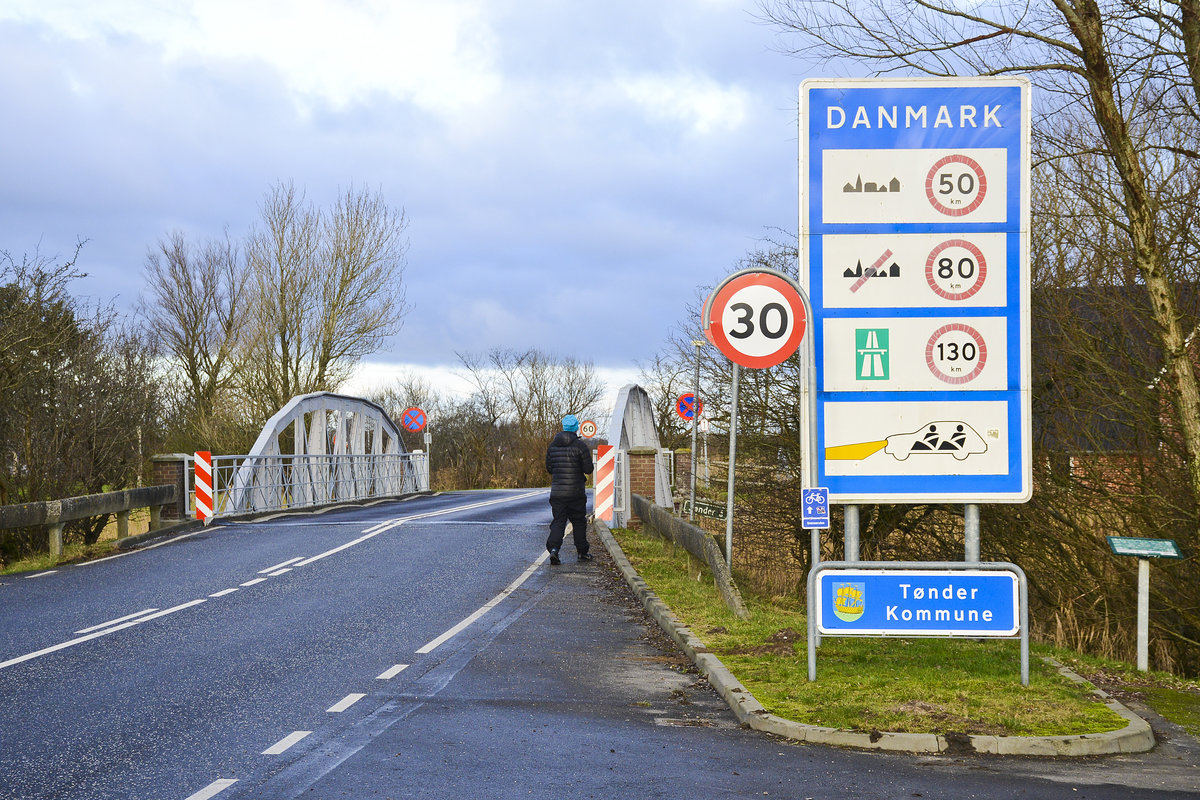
[594,518,1156,756]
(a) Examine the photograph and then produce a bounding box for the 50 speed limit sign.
[705,269,810,369]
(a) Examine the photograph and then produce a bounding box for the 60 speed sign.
[705,270,810,369]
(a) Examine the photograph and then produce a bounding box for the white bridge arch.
[224,392,428,514]
[607,384,673,520]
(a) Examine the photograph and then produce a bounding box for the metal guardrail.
[188,452,429,519]
[0,485,177,556]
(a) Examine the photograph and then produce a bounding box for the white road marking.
[209,588,239,598]
[416,552,549,654]
[259,556,304,574]
[184,778,238,800]
[267,568,292,577]
[294,490,546,568]
[79,530,215,566]
[0,599,207,671]
[376,664,409,680]
[326,693,367,713]
[240,577,268,587]
[24,570,59,578]
[263,730,311,755]
[75,608,158,634]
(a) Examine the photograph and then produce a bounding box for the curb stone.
[595,519,1155,756]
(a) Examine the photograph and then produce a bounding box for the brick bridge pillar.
[150,454,190,521]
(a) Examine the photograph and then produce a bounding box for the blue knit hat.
[562,414,579,432]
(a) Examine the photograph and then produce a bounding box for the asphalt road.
[1,490,1197,799]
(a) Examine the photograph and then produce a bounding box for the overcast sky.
[0,1,807,400]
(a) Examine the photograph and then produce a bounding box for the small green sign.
[685,499,725,519]
[856,328,889,380]
[1107,536,1183,559]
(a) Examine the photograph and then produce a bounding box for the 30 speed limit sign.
[705,269,809,369]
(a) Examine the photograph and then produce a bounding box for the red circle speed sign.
[705,270,808,369]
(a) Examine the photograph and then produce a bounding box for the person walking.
[545,414,594,565]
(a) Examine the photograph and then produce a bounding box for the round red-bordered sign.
[925,323,988,385]
[705,270,808,369]
[675,394,703,421]
[925,154,988,217]
[579,419,598,438]
[925,238,988,301]
[400,406,427,432]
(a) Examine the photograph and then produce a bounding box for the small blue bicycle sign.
[802,487,830,530]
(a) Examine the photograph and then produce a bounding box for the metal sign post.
[1107,536,1183,671]
[704,269,812,570]
[690,340,704,521]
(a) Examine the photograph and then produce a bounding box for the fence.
[0,485,177,556]
[189,452,430,519]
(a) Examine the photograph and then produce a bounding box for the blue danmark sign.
[815,566,1020,637]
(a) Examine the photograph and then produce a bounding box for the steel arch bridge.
[214,392,428,516]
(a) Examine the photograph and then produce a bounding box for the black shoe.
[549,549,560,565]
[578,552,593,562]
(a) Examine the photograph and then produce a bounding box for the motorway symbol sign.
[801,77,1031,503]
[675,394,703,421]
[705,269,809,369]
[579,419,598,438]
[400,407,427,432]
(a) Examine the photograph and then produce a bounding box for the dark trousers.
[547,495,589,554]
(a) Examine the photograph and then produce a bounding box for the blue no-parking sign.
[800,78,1032,504]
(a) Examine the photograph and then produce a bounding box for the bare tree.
[141,230,249,440]
[457,348,607,488]
[243,182,409,418]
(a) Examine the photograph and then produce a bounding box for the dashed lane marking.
[376,664,409,680]
[326,693,367,713]
[183,778,237,800]
[263,730,312,755]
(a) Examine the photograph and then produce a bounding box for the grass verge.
[613,525,1131,737]
[1,539,119,575]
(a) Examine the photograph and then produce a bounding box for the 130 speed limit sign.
[705,270,809,369]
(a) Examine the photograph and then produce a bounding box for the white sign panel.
[801,78,1031,503]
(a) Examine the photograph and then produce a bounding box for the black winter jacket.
[545,431,594,499]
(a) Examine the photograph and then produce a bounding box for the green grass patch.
[613,526,1129,737]
[1,539,119,576]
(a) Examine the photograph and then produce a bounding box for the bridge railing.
[0,485,177,556]
[192,452,429,518]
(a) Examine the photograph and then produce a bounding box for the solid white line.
[416,552,549,654]
[183,778,238,800]
[75,608,158,634]
[209,588,239,598]
[326,693,367,713]
[259,556,304,574]
[78,530,215,566]
[376,664,409,680]
[24,570,58,579]
[0,599,207,670]
[263,730,311,755]
[240,577,268,587]
[293,491,546,568]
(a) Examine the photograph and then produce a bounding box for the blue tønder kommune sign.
[814,565,1021,637]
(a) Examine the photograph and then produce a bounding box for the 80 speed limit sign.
[705,270,809,369]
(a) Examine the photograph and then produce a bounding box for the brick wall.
[150,454,189,520]
[627,447,658,526]
[674,449,692,490]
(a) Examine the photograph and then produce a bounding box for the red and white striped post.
[594,445,615,525]
[194,450,213,525]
